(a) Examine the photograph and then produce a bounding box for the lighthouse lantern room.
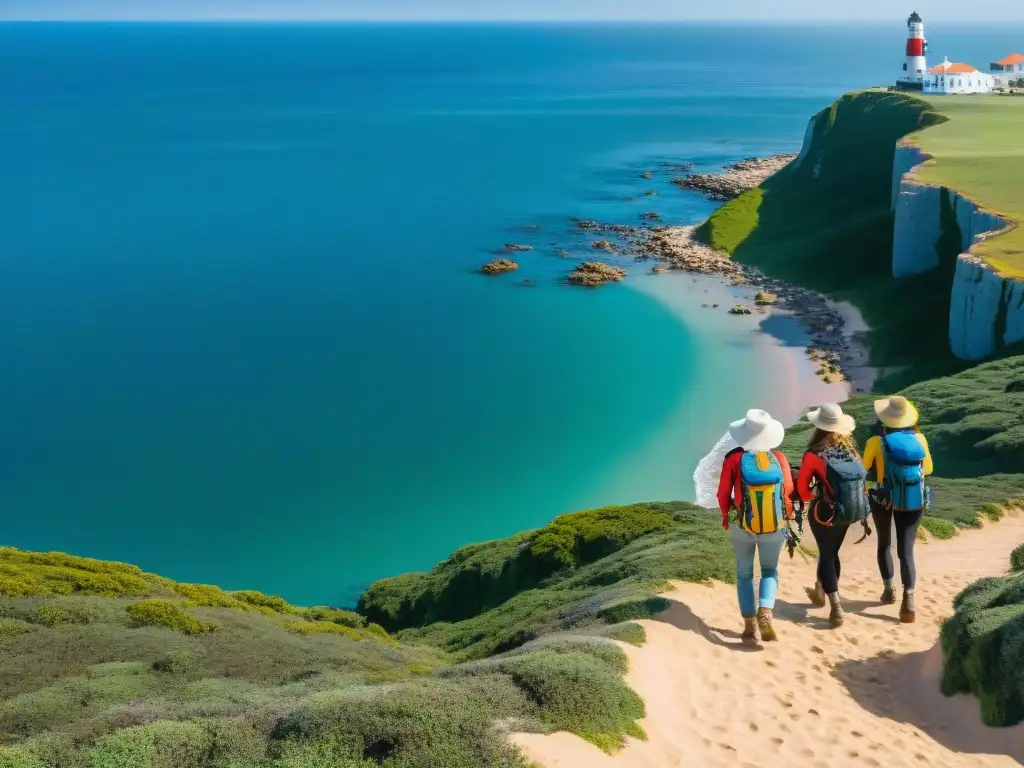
[897,11,929,90]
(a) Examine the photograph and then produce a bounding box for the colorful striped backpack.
[737,450,785,534]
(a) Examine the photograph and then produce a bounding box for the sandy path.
[514,515,1024,768]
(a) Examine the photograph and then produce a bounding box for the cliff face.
[889,141,1022,360]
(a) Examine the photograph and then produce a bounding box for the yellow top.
[862,433,934,485]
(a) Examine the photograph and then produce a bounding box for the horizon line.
[3,17,1020,24]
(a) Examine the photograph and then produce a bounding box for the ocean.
[1,22,1020,605]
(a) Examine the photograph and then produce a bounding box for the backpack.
[881,431,927,510]
[816,456,869,526]
[737,450,785,534]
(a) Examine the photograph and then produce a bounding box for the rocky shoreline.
[572,220,859,387]
[480,151,866,387]
[673,154,797,200]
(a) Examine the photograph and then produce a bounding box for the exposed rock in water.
[502,243,534,253]
[650,265,666,274]
[554,248,572,258]
[480,258,518,275]
[643,190,658,197]
[755,291,777,305]
[673,154,797,201]
[567,262,627,286]
[592,240,618,252]
[640,171,653,180]
[640,212,661,221]
[728,305,752,315]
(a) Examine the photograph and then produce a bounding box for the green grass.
[912,95,1024,278]
[940,553,1024,727]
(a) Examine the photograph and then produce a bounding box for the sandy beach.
[514,514,1024,768]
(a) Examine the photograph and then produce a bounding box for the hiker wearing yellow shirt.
[862,396,934,624]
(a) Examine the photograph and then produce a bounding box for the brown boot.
[742,616,757,640]
[827,592,844,628]
[900,589,916,624]
[881,582,897,605]
[805,581,827,608]
[757,607,778,642]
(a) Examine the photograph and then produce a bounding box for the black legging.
[871,504,924,589]
[808,507,850,594]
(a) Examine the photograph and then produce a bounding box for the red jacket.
[717,447,794,528]
[796,451,828,502]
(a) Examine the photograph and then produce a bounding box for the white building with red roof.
[923,57,995,94]
[990,53,1024,75]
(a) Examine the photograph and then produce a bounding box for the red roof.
[994,53,1024,66]
[928,61,978,75]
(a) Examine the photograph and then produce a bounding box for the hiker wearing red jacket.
[717,409,794,643]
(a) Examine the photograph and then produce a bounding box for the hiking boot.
[881,583,897,605]
[805,581,827,608]
[900,589,917,624]
[757,607,778,642]
[742,616,758,640]
[827,592,844,628]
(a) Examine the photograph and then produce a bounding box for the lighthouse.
[898,11,928,90]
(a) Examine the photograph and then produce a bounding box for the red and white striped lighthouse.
[899,11,928,89]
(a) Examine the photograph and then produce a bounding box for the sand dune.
[514,515,1024,768]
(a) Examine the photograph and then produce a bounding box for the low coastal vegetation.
[941,547,1024,726]
[0,540,655,766]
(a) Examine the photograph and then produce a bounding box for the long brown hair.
[806,428,860,458]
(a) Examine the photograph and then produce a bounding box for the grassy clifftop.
[912,96,1024,278]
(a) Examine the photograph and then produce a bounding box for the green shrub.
[920,517,957,541]
[231,591,294,614]
[172,583,246,610]
[0,746,45,768]
[273,677,530,768]
[940,571,1024,726]
[284,621,361,640]
[1012,543,1024,573]
[596,597,669,624]
[0,549,158,599]
[271,738,373,768]
[604,623,646,646]
[498,650,645,751]
[87,720,212,768]
[359,502,700,633]
[301,607,364,628]
[126,600,217,636]
[0,619,33,639]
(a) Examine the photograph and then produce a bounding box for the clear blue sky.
[3,0,1023,21]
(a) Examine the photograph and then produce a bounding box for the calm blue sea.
[1,22,1019,605]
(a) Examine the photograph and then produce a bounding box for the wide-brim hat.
[728,409,785,452]
[806,403,856,435]
[874,395,919,429]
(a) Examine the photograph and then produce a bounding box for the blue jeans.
[730,526,786,618]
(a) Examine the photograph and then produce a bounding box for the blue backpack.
[881,431,927,511]
[737,450,785,534]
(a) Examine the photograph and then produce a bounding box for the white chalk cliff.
[889,141,1022,360]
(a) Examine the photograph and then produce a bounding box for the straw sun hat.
[728,409,785,452]
[806,403,856,435]
[874,395,919,429]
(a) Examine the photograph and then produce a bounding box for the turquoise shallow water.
[1,22,1020,605]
